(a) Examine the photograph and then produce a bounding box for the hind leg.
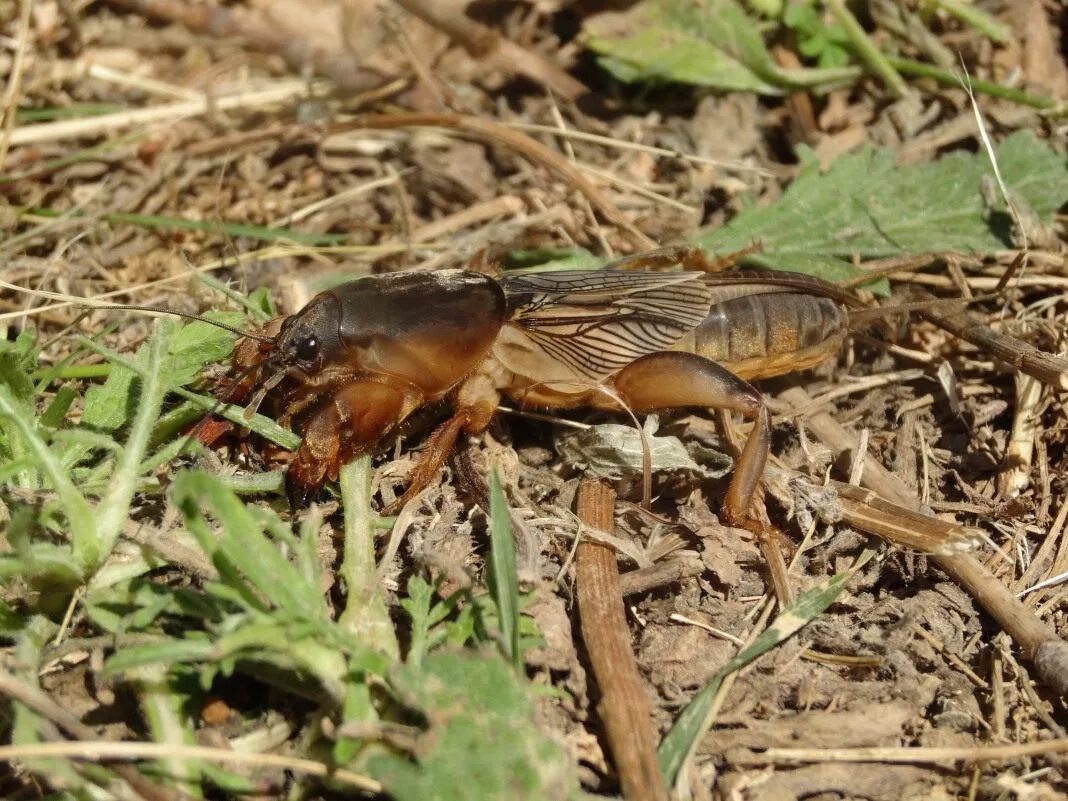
[610,351,769,528]
[610,351,792,603]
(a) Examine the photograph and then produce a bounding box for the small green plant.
[783,1,851,69]
[0,297,577,799]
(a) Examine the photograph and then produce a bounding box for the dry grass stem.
[9,80,327,147]
[333,112,655,250]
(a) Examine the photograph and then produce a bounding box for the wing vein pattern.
[499,270,713,381]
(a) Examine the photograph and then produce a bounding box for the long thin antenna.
[93,303,274,343]
[0,279,275,344]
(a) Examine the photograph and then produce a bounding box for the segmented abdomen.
[693,292,846,378]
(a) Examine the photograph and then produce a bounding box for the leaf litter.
[1,3,1067,801]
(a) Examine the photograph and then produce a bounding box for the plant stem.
[887,56,1054,109]
[338,455,399,658]
[826,0,907,98]
[92,321,171,572]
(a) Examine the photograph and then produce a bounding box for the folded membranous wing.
[495,270,713,384]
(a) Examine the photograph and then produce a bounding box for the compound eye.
[295,335,320,363]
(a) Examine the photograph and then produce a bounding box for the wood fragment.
[575,480,669,801]
[997,371,1043,497]
[618,557,704,597]
[831,482,983,555]
[912,289,1068,391]
[780,385,1068,697]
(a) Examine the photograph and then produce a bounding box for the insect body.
[222,249,861,528]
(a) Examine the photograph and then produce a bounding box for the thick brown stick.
[576,480,669,801]
[779,386,1068,696]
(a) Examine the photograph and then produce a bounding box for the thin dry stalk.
[0,669,194,801]
[744,738,1068,764]
[0,0,32,169]
[8,80,325,147]
[779,385,1068,697]
[997,371,1043,497]
[575,480,669,801]
[332,112,655,250]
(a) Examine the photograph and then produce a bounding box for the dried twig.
[619,557,705,597]
[742,737,1068,765]
[0,0,32,169]
[575,480,668,801]
[779,385,1068,696]
[332,112,655,250]
[998,371,1043,497]
[912,288,1068,391]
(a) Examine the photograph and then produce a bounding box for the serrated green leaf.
[696,131,1068,279]
[83,314,242,433]
[370,650,581,801]
[584,0,857,94]
[164,312,243,387]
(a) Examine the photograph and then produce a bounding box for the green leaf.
[80,349,140,433]
[487,469,521,671]
[170,470,326,621]
[164,312,244,387]
[104,639,216,674]
[82,314,242,433]
[39,385,77,429]
[369,650,581,801]
[504,248,600,274]
[0,328,36,406]
[696,131,1068,281]
[0,384,95,568]
[0,596,24,635]
[584,0,858,94]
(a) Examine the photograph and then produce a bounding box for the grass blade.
[658,549,876,785]
[487,468,521,670]
[92,321,171,571]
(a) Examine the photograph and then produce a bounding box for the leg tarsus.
[383,409,471,515]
